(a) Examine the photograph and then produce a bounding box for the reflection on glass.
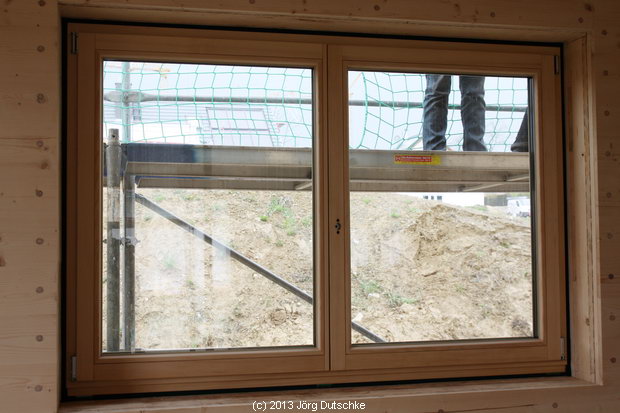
[102,61,314,353]
[348,71,533,344]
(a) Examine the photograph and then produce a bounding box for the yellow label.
[394,154,441,165]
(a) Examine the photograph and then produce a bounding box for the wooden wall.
[1,0,619,412]
[0,1,60,412]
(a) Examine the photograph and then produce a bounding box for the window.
[66,24,566,396]
[101,62,315,353]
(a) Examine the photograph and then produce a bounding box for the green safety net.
[349,71,529,152]
[103,61,529,152]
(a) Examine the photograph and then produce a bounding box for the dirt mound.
[350,197,533,343]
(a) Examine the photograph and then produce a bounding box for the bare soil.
[105,189,532,351]
[349,193,532,344]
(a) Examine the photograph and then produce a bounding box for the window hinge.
[560,337,566,360]
[70,32,78,55]
[71,355,77,381]
[554,55,561,75]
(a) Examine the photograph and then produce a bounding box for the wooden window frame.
[65,23,567,397]
[328,43,566,372]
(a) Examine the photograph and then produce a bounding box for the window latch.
[560,337,566,360]
[70,32,78,55]
[71,355,77,381]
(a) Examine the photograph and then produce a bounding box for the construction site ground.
[104,189,533,351]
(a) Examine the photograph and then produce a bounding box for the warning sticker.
[394,154,441,165]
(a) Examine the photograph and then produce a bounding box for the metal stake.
[123,174,136,352]
[105,128,122,352]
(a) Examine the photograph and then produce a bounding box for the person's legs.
[459,75,487,151]
[423,74,451,150]
[511,109,529,152]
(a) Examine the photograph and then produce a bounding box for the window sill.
[59,376,598,413]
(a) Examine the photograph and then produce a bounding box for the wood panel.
[0,0,60,412]
[59,0,597,34]
[57,2,589,43]
[564,36,602,385]
[1,0,620,412]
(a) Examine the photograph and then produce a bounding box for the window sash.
[327,44,565,371]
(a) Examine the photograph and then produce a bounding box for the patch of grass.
[162,254,178,271]
[385,291,417,308]
[390,209,401,219]
[265,197,299,235]
[284,217,298,236]
[300,216,312,227]
[362,198,372,205]
[408,207,420,214]
[143,214,153,222]
[359,279,382,295]
[153,193,166,203]
[499,241,511,248]
[267,196,291,216]
[182,192,199,201]
[265,196,299,236]
[275,240,284,247]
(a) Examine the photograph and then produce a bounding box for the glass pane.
[348,71,534,344]
[102,61,314,353]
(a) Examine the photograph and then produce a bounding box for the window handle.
[335,219,342,234]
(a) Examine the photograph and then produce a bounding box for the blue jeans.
[422,75,487,151]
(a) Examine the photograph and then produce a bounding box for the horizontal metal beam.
[134,176,528,193]
[104,91,527,112]
[123,143,529,171]
[119,143,529,192]
[461,173,530,192]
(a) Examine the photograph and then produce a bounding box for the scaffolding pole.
[123,174,136,352]
[121,62,132,143]
[105,128,122,352]
[103,91,527,113]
